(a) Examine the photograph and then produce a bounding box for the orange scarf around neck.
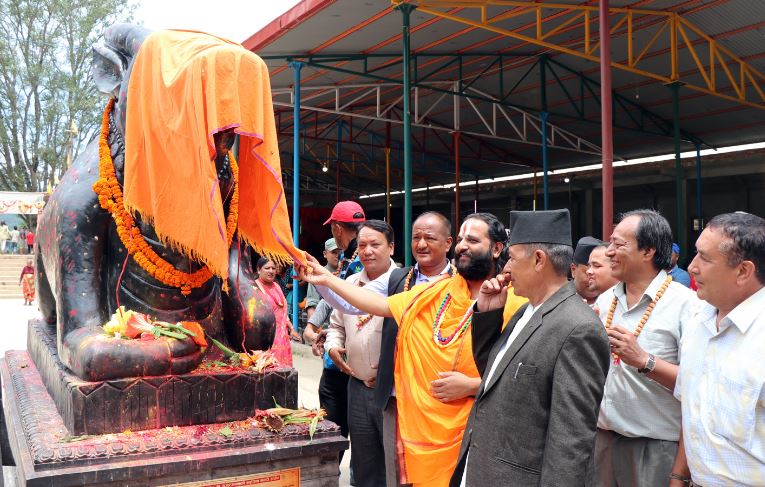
[123,30,302,280]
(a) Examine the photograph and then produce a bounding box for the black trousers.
[348,377,386,487]
[319,366,351,468]
[319,367,350,437]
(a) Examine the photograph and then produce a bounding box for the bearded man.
[301,213,525,486]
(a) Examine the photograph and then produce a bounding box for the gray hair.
[707,212,765,284]
[523,243,573,277]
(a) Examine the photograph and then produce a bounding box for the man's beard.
[456,248,494,281]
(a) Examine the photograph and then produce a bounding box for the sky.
[133,0,302,44]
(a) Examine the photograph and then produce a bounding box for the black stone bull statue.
[35,24,276,382]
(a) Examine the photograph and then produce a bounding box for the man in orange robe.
[301,213,526,486]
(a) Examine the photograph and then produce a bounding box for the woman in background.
[19,259,35,305]
[255,257,300,367]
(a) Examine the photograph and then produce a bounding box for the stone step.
[0,255,30,299]
[0,286,25,292]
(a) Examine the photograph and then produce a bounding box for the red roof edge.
[242,0,338,51]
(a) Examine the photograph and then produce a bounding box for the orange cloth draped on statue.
[123,30,302,279]
[387,274,477,486]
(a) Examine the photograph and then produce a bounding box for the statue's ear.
[92,42,127,98]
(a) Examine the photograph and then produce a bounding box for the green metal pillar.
[541,112,549,210]
[669,82,686,258]
[289,61,302,334]
[396,2,415,266]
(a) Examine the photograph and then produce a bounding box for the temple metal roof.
[242,0,765,201]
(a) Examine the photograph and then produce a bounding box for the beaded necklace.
[403,264,453,292]
[356,313,374,329]
[355,278,374,329]
[432,293,475,347]
[333,248,359,277]
[605,274,672,365]
[403,267,416,292]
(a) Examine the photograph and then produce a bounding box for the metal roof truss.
[272,81,602,155]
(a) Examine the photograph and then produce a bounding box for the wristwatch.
[638,353,656,374]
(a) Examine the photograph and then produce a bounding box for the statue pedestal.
[26,320,298,436]
[1,351,347,486]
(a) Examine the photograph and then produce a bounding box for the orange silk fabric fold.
[124,30,302,280]
[388,274,478,486]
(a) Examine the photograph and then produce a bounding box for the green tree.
[0,0,135,193]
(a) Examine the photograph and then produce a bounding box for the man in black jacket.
[305,211,524,486]
[451,209,610,487]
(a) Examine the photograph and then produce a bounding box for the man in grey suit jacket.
[451,209,611,486]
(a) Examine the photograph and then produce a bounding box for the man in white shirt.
[670,212,765,487]
[0,222,9,254]
[314,211,499,486]
[593,209,699,487]
[9,226,20,254]
[326,220,397,487]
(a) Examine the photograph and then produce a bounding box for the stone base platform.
[1,352,347,486]
[26,320,297,436]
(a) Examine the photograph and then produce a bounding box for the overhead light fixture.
[359,141,765,200]
[322,162,328,173]
[564,177,570,183]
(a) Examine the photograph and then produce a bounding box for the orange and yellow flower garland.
[93,100,239,296]
[605,274,672,364]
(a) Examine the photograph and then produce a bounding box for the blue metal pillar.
[289,61,302,334]
[396,2,415,266]
[695,143,702,234]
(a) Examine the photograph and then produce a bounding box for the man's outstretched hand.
[296,254,332,286]
[477,273,510,312]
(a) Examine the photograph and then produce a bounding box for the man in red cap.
[304,200,366,474]
[324,200,366,272]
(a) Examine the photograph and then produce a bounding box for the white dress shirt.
[596,270,700,441]
[325,262,396,381]
[674,286,765,486]
[484,303,537,386]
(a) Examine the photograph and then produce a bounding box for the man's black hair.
[359,219,394,245]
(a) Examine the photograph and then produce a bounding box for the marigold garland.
[333,248,359,277]
[93,100,239,296]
